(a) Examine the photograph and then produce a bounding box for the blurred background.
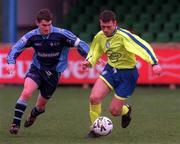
[1,0,180,43]
[0,0,180,87]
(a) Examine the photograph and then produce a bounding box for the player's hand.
[81,60,91,70]
[152,64,162,76]
[7,64,15,75]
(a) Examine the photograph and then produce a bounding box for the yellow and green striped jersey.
[87,28,158,69]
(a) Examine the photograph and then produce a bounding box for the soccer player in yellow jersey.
[82,10,162,138]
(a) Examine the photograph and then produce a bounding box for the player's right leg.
[87,77,111,138]
[10,77,38,134]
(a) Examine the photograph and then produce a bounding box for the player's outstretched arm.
[60,29,90,58]
[77,40,90,58]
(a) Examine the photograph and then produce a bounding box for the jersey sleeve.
[61,29,89,58]
[76,40,89,58]
[120,29,158,65]
[86,35,104,66]
[7,32,32,64]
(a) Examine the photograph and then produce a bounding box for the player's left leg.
[24,70,60,128]
[24,95,47,127]
[108,67,139,128]
[109,96,132,128]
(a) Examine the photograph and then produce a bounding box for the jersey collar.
[37,26,53,39]
[106,27,117,37]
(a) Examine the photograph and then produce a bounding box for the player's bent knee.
[89,96,102,104]
[109,107,120,116]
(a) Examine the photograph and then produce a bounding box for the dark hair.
[36,9,53,22]
[99,10,116,22]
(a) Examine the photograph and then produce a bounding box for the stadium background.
[0,0,180,144]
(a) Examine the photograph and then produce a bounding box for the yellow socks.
[89,103,101,125]
[89,103,128,125]
[122,105,129,115]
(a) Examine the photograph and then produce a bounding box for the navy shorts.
[100,64,139,100]
[26,65,61,99]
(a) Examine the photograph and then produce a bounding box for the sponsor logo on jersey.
[37,52,60,57]
[34,43,42,46]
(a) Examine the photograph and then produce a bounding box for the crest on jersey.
[106,41,110,49]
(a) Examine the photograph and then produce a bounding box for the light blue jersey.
[7,26,89,72]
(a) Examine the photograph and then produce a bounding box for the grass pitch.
[0,85,180,144]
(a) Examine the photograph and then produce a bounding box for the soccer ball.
[92,116,113,136]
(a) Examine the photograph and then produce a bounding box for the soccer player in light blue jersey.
[82,10,162,138]
[7,9,89,134]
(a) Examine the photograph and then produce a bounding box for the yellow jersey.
[87,28,158,69]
